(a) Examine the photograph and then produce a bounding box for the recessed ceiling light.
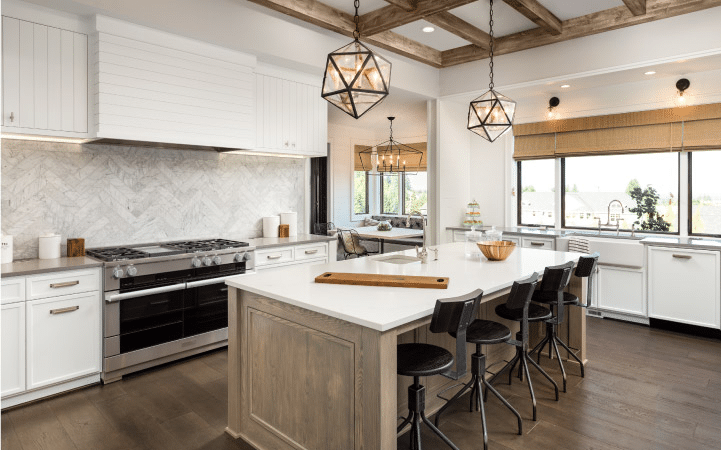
[561,84,570,88]
[645,71,656,75]
[422,26,435,33]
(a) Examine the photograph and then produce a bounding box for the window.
[403,172,428,215]
[517,159,555,226]
[563,153,679,232]
[381,174,400,214]
[690,151,721,236]
[353,171,369,215]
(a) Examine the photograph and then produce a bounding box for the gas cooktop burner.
[86,247,149,262]
[164,239,250,252]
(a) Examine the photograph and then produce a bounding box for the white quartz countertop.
[350,226,424,239]
[226,242,583,332]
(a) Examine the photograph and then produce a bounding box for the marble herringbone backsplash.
[1,139,306,260]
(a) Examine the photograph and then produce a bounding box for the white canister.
[263,216,281,238]
[1,235,13,264]
[280,212,298,237]
[39,233,62,259]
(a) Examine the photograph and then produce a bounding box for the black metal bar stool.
[397,290,481,450]
[530,253,599,390]
[487,272,560,421]
[433,293,523,450]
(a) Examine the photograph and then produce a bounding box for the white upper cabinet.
[2,16,88,136]
[93,16,256,150]
[255,66,328,157]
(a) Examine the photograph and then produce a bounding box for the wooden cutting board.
[315,272,449,289]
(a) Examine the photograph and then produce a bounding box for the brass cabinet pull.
[50,280,80,288]
[50,305,79,315]
[304,249,319,254]
[267,254,282,260]
[672,254,692,259]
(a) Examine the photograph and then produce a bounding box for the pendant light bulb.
[467,0,516,142]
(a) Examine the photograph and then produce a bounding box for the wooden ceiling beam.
[503,0,562,35]
[245,0,441,67]
[442,0,721,67]
[384,0,419,12]
[622,0,648,15]
[359,0,476,36]
[424,11,491,49]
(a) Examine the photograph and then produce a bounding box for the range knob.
[233,253,244,262]
[191,256,202,268]
[243,252,252,261]
[126,265,138,277]
[202,256,212,266]
[112,266,124,279]
[212,255,222,265]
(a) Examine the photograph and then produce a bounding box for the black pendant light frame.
[357,117,424,175]
[321,0,392,119]
[467,0,516,142]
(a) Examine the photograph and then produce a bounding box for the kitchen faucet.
[606,199,624,225]
[407,210,429,263]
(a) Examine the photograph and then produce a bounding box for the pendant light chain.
[353,0,361,39]
[488,0,495,90]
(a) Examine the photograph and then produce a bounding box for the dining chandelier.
[357,117,423,174]
[321,0,392,119]
[467,0,516,142]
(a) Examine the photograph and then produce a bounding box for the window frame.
[560,153,681,235]
[516,160,556,228]
[688,151,721,238]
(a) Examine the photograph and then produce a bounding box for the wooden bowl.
[477,240,516,261]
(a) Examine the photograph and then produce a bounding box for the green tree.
[625,179,640,196]
[628,186,671,232]
[382,175,400,214]
[353,171,367,214]
[522,185,536,193]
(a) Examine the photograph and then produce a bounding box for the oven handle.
[105,282,187,303]
[186,271,256,289]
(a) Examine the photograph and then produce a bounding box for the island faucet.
[407,210,429,262]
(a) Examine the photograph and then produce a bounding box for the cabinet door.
[648,248,720,328]
[26,291,101,390]
[1,302,26,397]
[3,17,20,127]
[1,277,26,304]
[597,266,645,316]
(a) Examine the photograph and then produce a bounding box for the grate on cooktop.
[86,247,149,262]
[164,239,249,252]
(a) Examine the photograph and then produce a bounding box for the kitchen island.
[225,242,587,450]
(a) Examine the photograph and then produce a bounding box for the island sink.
[374,255,422,264]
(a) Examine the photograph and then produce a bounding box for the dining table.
[351,225,424,253]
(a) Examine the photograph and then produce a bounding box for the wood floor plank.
[8,401,78,450]
[1,411,24,450]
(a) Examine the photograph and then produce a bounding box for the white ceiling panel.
[322,0,389,16]
[539,0,626,21]
[450,1,537,37]
[392,20,471,51]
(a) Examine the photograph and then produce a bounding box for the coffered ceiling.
[246,0,721,68]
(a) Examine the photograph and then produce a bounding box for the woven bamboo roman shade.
[513,103,721,160]
[353,143,428,171]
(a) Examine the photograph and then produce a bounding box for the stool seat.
[451,319,512,344]
[495,303,552,322]
[397,343,453,377]
[532,291,579,306]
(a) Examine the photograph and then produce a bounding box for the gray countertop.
[445,226,565,237]
[246,234,336,249]
[0,257,103,278]
[640,237,721,251]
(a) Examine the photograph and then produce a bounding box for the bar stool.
[488,272,560,421]
[433,292,524,450]
[530,254,599,390]
[397,290,481,450]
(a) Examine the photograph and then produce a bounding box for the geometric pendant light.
[467,0,516,142]
[322,0,392,119]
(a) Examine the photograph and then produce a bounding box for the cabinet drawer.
[256,247,294,267]
[26,291,101,390]
[1,277,26,304]
[26,269,99,300]
[521,237,555,250]
[295,243,327,261]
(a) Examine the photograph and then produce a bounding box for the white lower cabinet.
[26,291,101,390]
[648,247,721,329]
[255,242,330,272]
[1,302,26,397]
[521,237,555,250]
[596,265,645,317]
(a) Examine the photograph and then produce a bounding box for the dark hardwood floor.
[3,317,720,450]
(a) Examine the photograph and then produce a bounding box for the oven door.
[184,277,229,337]
[105,283,186,354]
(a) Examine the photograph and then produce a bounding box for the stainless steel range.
[86,238,255,383]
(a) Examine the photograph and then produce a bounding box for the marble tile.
[1,140,305,259]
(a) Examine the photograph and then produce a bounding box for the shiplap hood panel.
[92,15,256,151]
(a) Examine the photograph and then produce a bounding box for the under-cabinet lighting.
[219,150,307,159]
[1,133,91,144]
